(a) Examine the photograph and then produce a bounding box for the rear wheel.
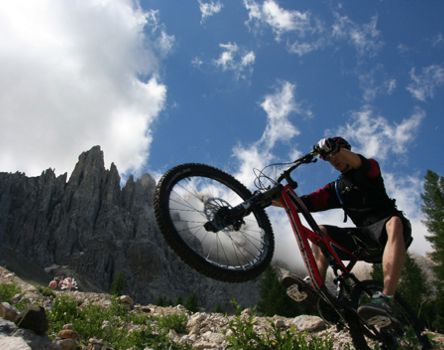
[342,308,373,350]
[153,163,274,282]
[351,280,432,349]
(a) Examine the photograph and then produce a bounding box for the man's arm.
[355,155,382,180]
[272,182,340,211]
[301,182,341,212]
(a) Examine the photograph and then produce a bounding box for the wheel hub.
[203,197,243,232]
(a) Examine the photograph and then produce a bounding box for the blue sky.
[147,1,443,176]
[1,1,443,261]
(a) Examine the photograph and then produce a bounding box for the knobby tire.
[153,163,274,282]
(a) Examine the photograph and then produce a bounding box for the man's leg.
[312,225,329,282]
[382,216,406,296]
[358,216,406,326]
[281,225,329,303]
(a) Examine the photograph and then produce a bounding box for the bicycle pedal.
[286,284,308,302]
[366,315,392,328]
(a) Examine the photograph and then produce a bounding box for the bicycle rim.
[154,163,274,282]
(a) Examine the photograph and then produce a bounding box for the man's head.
[315,137,359,173]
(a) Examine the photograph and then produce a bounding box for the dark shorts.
[323,215,412,263]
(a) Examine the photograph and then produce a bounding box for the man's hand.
[314,138,338,159]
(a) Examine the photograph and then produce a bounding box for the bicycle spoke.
[174,222,206,233]
[170,190,206,217]
[155,164,274,280]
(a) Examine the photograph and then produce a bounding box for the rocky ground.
[1,266,443,350]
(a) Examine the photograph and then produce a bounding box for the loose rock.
[0,302,20,322]
[57,338,79,350]
[292,315,326,332]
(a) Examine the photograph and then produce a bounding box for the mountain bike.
[153,151,432,349]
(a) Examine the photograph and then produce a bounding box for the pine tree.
[421,170,444,331]
[398,253,429,317]
[421,170,444,285]
[371,263,383,284]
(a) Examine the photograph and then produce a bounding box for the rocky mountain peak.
[68,145,105,183]
[0,146,259,309]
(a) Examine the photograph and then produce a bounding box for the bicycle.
[153,151,433,349]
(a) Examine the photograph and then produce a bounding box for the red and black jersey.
[300,155,399,227]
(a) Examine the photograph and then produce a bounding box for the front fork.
[203,186,281,233]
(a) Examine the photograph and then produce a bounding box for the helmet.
[330,136,351,150]
[315,137,351,159]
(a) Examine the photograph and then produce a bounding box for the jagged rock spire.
[0,147,259,309]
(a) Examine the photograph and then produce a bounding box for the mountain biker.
[279,137,412,326]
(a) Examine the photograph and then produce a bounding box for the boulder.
[0,302,19,322]
[15,305,48,336]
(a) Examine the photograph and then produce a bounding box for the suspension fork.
[203,185,282,233]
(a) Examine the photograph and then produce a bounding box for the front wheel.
[351,280,432,349]
[153,163,275,282]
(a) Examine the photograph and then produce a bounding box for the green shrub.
[47,295,80,334]
[157,313,188,334]
[110,272,126,296]
[183,294,199,313]
[213,304,225,313]
[128,310,151,325]
[226,309,264,349]
[47,294,190,349]
[0,282,21,303]
[39,286,56,298]
[226,306,335,350]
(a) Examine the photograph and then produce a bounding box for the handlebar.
[204,150,319,233]
[276,150,318,184]
[235,151,319,210]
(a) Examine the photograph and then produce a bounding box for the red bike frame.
[277,182,360,293]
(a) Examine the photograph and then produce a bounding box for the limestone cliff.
[0,146,259,309]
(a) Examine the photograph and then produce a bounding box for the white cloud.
[232,144,274,189]
[157,31,175,56]
[267,206,305,272]
[407,64,444,102]
[144,9,175,57]
[233,81,308,187]
[363,78,397,102]
[286,39,324,56]
[0,1,169,176]
[431,33,444,48]
[332,14,383,57]
[261,0,310,37]
[357,65,398,103]
[383,173,431,255]
[214,42,256,80]
[386,79,397,94]
[244,0,311,39]
[244,1,384,59]
[191,56,204,68]
[198,0,223,24]
[260,81,300,148]
[336,107,425,160]
[241,51,256,66]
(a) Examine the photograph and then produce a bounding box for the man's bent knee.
[319,225,328,234]
[385,216,403,236]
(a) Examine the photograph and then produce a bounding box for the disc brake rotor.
[203,197,243,232]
